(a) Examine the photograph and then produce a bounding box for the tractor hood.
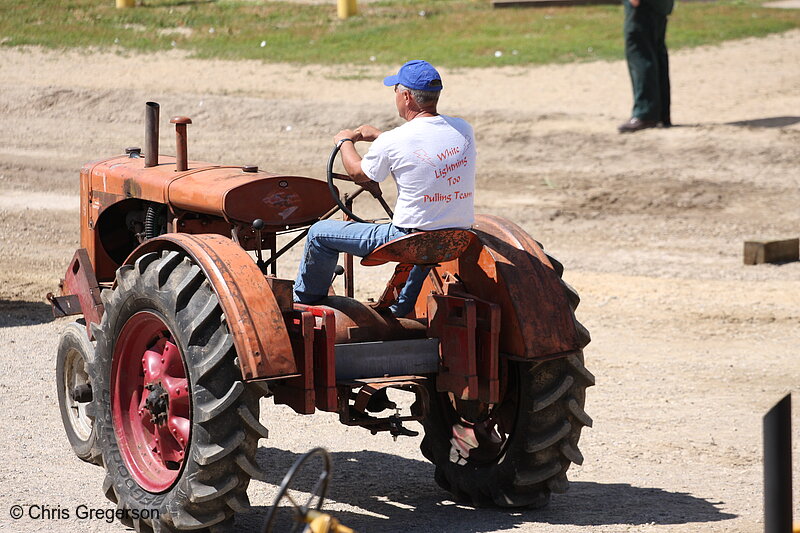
[83,154,336,228]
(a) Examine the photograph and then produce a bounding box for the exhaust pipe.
[170,116,192,172]
[145,102,160,168]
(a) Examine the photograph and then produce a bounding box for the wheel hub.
[446,364,515,466]
[70,383,93,403]
[63,346,93,441]
[144,382,169,425]
[111,311,191,493]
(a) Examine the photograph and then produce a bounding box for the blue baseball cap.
[383,60,443,92]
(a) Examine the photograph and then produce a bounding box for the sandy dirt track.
[0,29,799,533]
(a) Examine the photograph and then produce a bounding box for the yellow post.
[337,0,357,19]
[116,0,135,7]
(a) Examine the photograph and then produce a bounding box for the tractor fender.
[123,233,296,380]
[415,214,579,359]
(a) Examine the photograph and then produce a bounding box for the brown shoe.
[618,117,658,133]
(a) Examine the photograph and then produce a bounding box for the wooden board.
[743,238,799,265]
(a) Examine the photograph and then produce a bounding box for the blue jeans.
[293,220,429,317]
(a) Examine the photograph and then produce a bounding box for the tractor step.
[334,338,439,381]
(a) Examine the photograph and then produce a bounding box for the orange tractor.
[52,102,593,532]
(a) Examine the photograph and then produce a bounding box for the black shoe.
[618,117,658,133]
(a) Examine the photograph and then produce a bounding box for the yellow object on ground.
[337,0,357,19]
[115,0,135,7]
[306,510,355,533]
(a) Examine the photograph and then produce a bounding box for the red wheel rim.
[447,362,515,465]
[111,311,191,493]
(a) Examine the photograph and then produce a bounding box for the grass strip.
[1,0,798,67]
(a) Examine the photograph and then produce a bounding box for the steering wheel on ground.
[261,447,333,533]
[327,142,393,224]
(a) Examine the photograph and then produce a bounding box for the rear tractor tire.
[56,321,102,466]
[91,250,269,532]
[420,265,593,508]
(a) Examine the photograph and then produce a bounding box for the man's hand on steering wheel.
[332,129,383,198]
[354,124,382,142]
[327,134,393,223]
[333,129,362,145]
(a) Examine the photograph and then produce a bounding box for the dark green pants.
[624,0,670,124]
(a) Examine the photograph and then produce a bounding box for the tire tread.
[420,250,592,509]
[92,250,263,532]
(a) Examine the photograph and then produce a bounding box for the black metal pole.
[764,393,792,533]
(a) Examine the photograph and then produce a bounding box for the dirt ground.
[0,28,799,533]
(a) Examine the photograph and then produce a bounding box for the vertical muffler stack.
[763,393,792,533]
[145,101,159,168]
[170,116,192,172]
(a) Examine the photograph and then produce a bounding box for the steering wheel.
[261,447,333,533]
[327,142,394,224]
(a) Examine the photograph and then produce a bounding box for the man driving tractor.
[54,62,591,530]
[293,59,477,317]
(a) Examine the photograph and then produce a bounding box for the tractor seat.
[361,229,476,267]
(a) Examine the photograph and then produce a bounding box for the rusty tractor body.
[53,103,593,532]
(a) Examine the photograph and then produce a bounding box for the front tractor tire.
[91,250,268,532]
[56,321,102,466]
[421,276,594,508]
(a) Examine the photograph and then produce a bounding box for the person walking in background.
[618,0,674,133]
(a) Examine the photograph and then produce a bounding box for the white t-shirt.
[360,115,476,230]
